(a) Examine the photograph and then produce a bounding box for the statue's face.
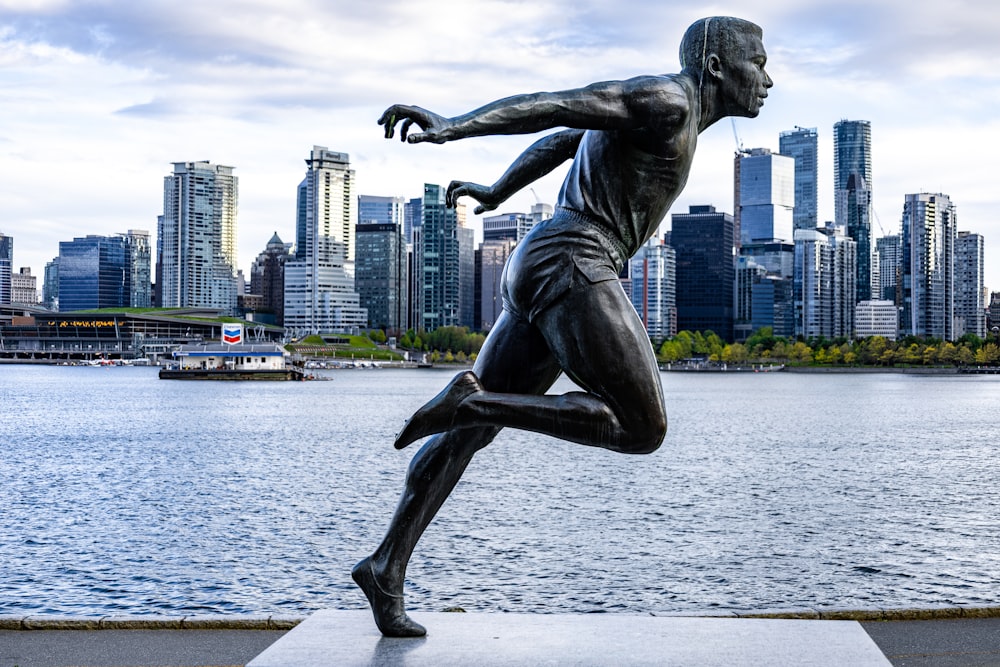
[720,32,772,118]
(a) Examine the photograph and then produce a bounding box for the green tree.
[722,343,748,363]
[659,340,683,362]
[900,343,922,365]
[938,341,958,365]
[789,341,813,362]
[957,346,974,366]
[975,343,1000,365]
[922,345,938,366]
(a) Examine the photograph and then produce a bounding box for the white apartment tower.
[157,161,239,315]
[284,147,366,334]
[794,226,857,339]
[901,193,956,340]
[955,230,985,339]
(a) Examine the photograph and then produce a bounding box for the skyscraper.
[671,205,735,341]
[356,195,409,331]
[876,235,902,304]
[157,161,239,314]
[629,239,677,341]
[737,241,794,340]
[482,212,535,242]
[735,148,795,245]
[793,226,857,339]
[900,193,955,340]
[779,126,818,231]
[296,147,357,269]
[0,233,12,305]
[358,194,406,227]
[249,232,292,326]
[58,235,128,311]
[834,120,874,303]
[284,147,366,334]
[43,257,59,310]
[478,239,516,330]
[415,183,473,331]
[125,230,152,308]
[955,231,985,339]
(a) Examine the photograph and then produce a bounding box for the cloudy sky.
[2,0,998,290]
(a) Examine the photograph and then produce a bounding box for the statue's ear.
[706,53,723,81]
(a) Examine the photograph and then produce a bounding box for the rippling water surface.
[2,365,999,616]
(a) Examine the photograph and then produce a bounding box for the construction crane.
[731,118,748,156]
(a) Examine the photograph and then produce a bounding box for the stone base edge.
[4,606,1000,630]
[0,614,305,630]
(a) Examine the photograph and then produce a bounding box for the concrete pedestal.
[248,610,891,666]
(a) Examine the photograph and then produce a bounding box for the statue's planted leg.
[356,311,562,637]
[351,554,425,637]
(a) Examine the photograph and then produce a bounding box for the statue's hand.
[446,180,499,214]
[378,104,452,144]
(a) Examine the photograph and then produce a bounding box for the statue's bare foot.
[394,371,482,449]
[351,556,426,638]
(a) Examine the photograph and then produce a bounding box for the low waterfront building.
[169,342,288,371]
[0,306,283,364]
[854,300,899,340]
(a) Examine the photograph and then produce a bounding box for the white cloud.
[1,0,999,292]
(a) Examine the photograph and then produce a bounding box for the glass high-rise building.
[737,241,794,340]
[356,195,409,331]
[157,161,239,315]
[955,230,985,339]
[0,233,12,305]
[284,147,366,334]
[629,239,677,341]
[735,148,795,245]
[834,120,874,303]
[876,235,901,304]
[43,257,59,310]
[58,235,128,311]
[779,126,818,231]
[58,232,151,312]
[671,205,735,341]
[416,183,473,331]
[478,239,516,331]
[900,193,955,340]
[125,230,151,308]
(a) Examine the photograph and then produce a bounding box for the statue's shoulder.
[621,73,695,127]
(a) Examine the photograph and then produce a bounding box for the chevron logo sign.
[222,324,243,345]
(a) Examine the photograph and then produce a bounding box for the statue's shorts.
[501,207,630,323]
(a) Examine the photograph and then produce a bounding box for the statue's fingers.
[399,118,415,142]
[445,183,466,207]
[377,108,398,138]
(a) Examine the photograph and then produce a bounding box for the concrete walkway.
[3,610,1000,666]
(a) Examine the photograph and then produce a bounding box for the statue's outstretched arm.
[378,76,682,145]
[445,129,583,214]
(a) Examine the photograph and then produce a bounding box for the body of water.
[2,365,999,616]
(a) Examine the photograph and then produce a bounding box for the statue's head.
[680,17,772,119]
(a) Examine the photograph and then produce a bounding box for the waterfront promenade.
[4,608,1000,666]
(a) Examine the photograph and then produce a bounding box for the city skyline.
[1,1,997,289]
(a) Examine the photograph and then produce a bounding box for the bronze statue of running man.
[353,16,772,636]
